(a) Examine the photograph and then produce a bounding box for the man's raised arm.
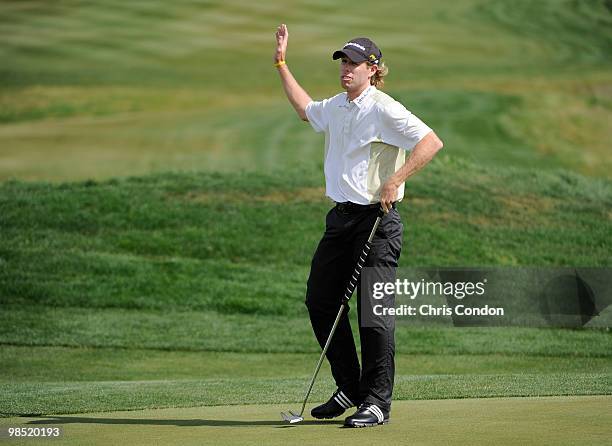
[274,24,312,121]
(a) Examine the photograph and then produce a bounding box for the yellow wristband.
[274,60,286,68]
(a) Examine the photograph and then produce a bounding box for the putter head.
[281,410,304,424]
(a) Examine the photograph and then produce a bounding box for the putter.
[281,207,386,424]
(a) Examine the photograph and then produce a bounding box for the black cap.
[332,37,382,64]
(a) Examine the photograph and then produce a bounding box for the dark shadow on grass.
[27,416,343,428]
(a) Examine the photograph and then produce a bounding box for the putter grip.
[341,242,371,304]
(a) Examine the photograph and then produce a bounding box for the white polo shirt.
[305,85,432,204]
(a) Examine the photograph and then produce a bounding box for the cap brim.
[332,48,367,63]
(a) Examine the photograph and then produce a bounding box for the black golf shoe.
[344,403,389,427]
[311,389,358,419]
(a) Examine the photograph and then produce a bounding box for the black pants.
[305,204,403,412]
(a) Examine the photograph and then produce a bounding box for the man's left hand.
[380,180,399,213]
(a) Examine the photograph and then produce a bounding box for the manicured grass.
[0,0,610,180]
[2,346,611,383]
[2,343,609,416]
[8,396,612,446]
[1,374,610,417]
[3,397,611,446]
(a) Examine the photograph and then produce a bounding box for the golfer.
[274,24,443,427]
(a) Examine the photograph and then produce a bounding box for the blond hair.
[369,61,388,88]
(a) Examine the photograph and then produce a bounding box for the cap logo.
[369,54,376,60]
[344,42,366,51]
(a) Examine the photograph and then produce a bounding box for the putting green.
[1,396,610,445]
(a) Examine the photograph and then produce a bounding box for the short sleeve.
[305,99,331,133]
[379,101,432,150]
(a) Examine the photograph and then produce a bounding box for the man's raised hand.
[274,23,288,63]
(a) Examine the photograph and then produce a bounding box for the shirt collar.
[342,85,375,109]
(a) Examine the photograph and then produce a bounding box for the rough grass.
[2,305,611,356]
[1,164,610,319]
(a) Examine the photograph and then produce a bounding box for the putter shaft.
[294,302,346,417]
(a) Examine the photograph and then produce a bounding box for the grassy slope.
[1,163,610,318]
[0,0,610,180]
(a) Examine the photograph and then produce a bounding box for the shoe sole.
[345,420,389,428]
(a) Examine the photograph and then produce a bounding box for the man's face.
[339,56,377,92]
